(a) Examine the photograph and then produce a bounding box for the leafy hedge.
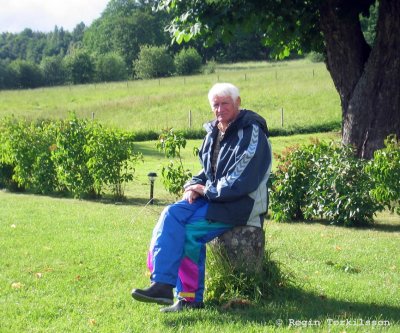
[0,115,142,200]
[270,138,399,226]
[365,135,400,214]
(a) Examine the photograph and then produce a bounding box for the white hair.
[208,83,240,106]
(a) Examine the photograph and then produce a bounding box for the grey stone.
[210,226,265,273]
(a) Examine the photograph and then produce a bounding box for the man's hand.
[183,184,205,204]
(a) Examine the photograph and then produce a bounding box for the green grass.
[0,59,340,134]
[1,133,399,333]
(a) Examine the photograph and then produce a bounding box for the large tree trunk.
[319,0,400,158]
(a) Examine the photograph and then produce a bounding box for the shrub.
[0,59,18,89]
[133,45,174,79]
[95,52,127,82]
[156,128,192,198]
[40,55,66,86]
[63,49,95,84]
[270,140,382,226]
[307,51,325,63]
[0,115,143,200]
[0,117,59,194]
[269,141,328,221]
[365,135,400,214]
[51,116,97,198]
[86,125,142,200]
[304,143,382,226]
[9,60,43,88]
[202,60,217,74]
[174,47,202,75]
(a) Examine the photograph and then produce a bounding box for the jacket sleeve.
[204,124,271,202]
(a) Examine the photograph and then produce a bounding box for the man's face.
[211,95,240,126]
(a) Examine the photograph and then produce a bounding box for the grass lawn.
[1,133,399,333]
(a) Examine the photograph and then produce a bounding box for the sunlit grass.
[0,59,340,134]
[1,132,399,332]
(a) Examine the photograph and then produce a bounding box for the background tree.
[174,47,202,75]
[40,55,66,86]
[0,59,17,89]
[133,45,174,79]
[84,0,170,70]
[95,52,127,82]
[63,49,95,84]
[157,0,400,158]
[9,60,43,88]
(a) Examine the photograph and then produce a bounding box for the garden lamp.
[147,172,157,204]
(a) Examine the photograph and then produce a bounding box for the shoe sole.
[160,302,205,313]
[131,291,173,306]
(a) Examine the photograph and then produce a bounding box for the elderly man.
[132,82,272,312]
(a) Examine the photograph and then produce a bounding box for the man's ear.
[236,97,241,108]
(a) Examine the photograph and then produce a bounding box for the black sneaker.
[131,282,174,305]
[160,299,205,313]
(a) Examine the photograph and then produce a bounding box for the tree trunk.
[319,0,400,158]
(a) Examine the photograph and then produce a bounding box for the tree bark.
[319,0,400,158]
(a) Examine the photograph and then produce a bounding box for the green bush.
[51,116,97,198]
[270,140,382,226]
[0,115,143,200]
[365,135,400,214]
[63,49,95,84]
[40,55,66,86]
[10,60,43,88]
[306,51,325,63]
[0,117,59,194]
[269,143,319,221]
[174,47,202,75]
[133,45,174,79]
[304,143,381,226]
[95,52,127,82]
[0,59,18,89]
[156,128,192,198]
[86,125,142,200]
[202,60,217,74]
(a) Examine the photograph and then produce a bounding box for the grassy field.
[0,59,340,134]
[1,132,399,333]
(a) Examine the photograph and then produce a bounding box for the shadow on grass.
[162,287,400,328]
[369,223,400,233]
[275,217,400,234]
[134,142,164,158]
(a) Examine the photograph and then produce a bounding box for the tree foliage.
[95,52,127,82]
[156,0,400,158]
[174,47,202,75]
[270,140,383,226]
[133,45,174,79]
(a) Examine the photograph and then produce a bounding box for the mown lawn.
[1,133,399,333]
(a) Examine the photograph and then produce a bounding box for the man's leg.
[132,199,208,305]
[161,204,232,312]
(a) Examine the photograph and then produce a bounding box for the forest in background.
[0,0,377,90]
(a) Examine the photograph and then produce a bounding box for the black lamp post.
[147,172,157,204]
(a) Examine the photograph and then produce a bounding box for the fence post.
[189,110,192,129]
[281,108,284,127]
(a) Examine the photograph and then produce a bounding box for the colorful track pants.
[147,198,232,302]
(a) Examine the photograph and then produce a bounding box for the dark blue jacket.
[185,109,272,226]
